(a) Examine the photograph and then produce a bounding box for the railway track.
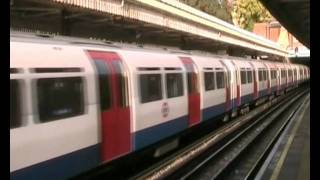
[129,86,309,180]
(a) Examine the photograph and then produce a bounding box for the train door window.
[37,77,85,122]
[270,70,275,79]
[288,70,292,77]
[139,74,162,103]
[258,70,263,81]
[216,71,225,89]
[11,80,22,129]
[281,69,286,78]
[166,73,184,98]
[247,70,252,83]
[112,61,129,107]
[204,72,215,91]
[240,70,247,84]
[264,70,267,81]
[184,64,198,94]
[94,60,112,110]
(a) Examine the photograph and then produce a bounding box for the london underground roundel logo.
[162,102,169,117]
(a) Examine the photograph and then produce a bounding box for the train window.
[247,71,252,83]
[33,68,83,73]
[240,71,247,84]
[37,77,84,122]
[216,71,225,89]
[112,61,129,107]
[94,60,112,110]
[204,72,215,91]
[166,73,183,98]
[10,80,22,129]
[140,74,162,103]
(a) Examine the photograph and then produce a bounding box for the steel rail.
[130,86,308,180]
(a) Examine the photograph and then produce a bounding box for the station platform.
[257,94,310,180]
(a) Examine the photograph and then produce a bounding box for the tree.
[231,0,273,31]
[180,0,234,24]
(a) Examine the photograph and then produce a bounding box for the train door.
[263,62,271,94]
[276,67,280,95]
[231,61,241,107]
[87,50,131,162]
[249,62,258,99]
[220,60,234,112]
[180,57,201,127]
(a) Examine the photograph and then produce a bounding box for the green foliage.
[180,0,234,24]
[232,0,273,31]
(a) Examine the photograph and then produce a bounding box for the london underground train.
[10,32,309,179]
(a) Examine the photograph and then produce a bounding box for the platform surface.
[258,94,310,180]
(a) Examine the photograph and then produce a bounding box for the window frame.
[240,70,247,84]
[10,79,23,129]
[204,71,216,91]
[247,70,253,83]
[35,76,86,123]
[139,73,163,104]
[216,71,225,89]
[165,72,184,98]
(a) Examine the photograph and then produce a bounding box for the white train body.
[10,33,309,179]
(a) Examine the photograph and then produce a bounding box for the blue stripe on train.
[241,93,253,105]
[134,116,189,150]
[11,144,101,180]
[202,103,225,121]
[259,89,269,97]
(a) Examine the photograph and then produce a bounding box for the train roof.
[10,31,292,65]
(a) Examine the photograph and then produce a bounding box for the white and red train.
[10,33,309,179]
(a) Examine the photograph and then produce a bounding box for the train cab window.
[140,74,162,103]
[264,70,267,81]
[37,77,84,122]
[240,71,247,84]
[247,71,252,83]
[94,60,112,110]
[10,80,22,129]
[204,72,215,91]
[166,73,183,98]
[216,71,225,89]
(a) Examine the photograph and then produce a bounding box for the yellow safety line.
[270,94,310,180]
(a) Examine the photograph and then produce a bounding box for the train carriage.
[10,39,100,178]
[10,33,310,180]
[230,60,254,106]
[249,61,269,99]
[191,56,227,121]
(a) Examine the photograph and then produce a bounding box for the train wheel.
[222,114,230,123]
